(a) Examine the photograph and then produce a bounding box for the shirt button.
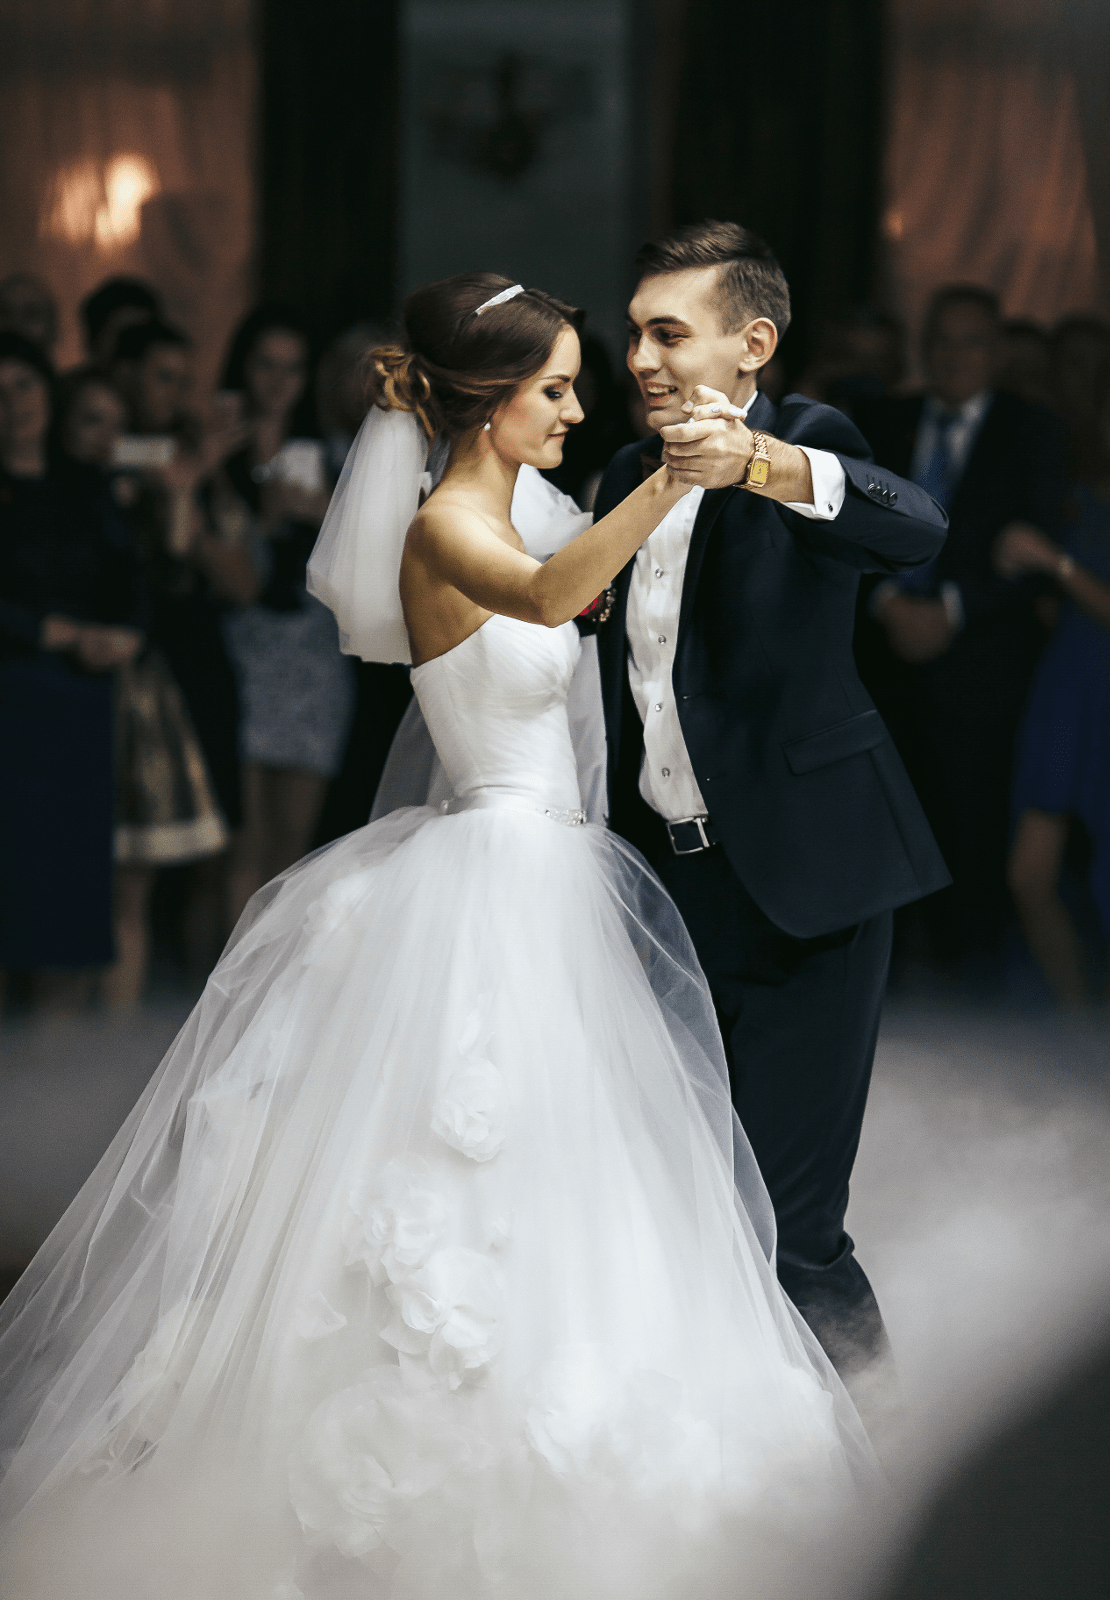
[654,702,663,712]
[661,767,670,778]
[657,634,666,644]
[654,567,664,578]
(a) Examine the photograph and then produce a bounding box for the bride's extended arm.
[409,466,684,628]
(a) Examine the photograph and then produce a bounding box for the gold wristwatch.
[740,430,771,489]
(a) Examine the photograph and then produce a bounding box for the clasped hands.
[659,385,759,490]
[878,519,1058,666]
[40,614,144,672]
[877,593,954,664]
[993,521,1063,578]
[659,386,814,503]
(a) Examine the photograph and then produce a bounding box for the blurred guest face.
[64,381,127,466]
[133,343,192,432]
[0,358,50,453]
[0,275,58,351]
[244,330,308,422]
[923,303,999,407]
[843,324,903,389]
[1052,327,1110,434]
[626,267,773,431]
[93,305,154,368]
[334,364,371,433]
[996,327,1050,407]
[490,326,584,470]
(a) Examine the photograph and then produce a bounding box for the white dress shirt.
[626,395,848,822]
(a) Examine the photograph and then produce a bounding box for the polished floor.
[2,994,1109,1593]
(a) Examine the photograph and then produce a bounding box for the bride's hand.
[660,385,756,489]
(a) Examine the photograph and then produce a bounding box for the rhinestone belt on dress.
[442,795,586,827]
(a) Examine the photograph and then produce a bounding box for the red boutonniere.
[575,585,616,636]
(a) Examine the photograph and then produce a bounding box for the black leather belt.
[666,814,721,855]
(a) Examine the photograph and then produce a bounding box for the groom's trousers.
[651,841,893,1381]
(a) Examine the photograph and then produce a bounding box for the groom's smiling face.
[626,266,774,431]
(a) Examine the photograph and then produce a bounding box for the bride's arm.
[409,466,684,628]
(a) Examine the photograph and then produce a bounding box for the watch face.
[748,457,770,487]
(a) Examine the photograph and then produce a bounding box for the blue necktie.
[915,409,962,510]
[900,409,962,596]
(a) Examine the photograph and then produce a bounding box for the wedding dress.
[372,465,607,825]
[0,471,882,1600]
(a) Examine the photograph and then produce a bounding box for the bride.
[0,274,882,1600]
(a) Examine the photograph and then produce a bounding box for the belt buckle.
[668,814,711,855]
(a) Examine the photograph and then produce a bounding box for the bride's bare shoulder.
[407,495,521,558]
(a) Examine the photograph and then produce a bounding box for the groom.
[594,221,950,1384]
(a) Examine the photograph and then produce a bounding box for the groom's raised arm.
[771,396,948,573]
[662,390,948,575]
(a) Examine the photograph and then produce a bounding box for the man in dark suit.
[594,221,950,1383]
[854,285,1066,983]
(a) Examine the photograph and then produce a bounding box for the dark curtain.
[663,0,884,372]
[0,0,254,381]
[884,2,1104,342]
[1069,2,1110,309]
[255,0,399,342]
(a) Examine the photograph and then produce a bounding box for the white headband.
[474,284,525,315]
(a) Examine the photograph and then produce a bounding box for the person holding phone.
[56,366,247,1001]
[210,306,356,920]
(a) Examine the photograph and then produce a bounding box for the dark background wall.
[1,0,1105,373]
[664,0,884,372]
[252,0,885,369]
[255,0,400,343]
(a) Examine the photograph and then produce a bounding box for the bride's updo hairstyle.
[371,272,584,439]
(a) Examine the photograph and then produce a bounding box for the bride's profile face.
[488,326,584,469]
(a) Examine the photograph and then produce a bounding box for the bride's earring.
[483,422,491,431]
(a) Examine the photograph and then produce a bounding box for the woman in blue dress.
[1000,381,1110,1007]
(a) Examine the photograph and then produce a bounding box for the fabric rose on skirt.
[343,1160,449,1286]
[382,1246,504,1388]
[431,1060,508,1162]
[525,1344,718,1496]
[289,1367,484,1559]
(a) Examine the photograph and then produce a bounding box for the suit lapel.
[597,440,659,747]
[677,488,732,642]
[676,390,776,642]
[946,393,999,518]
[603,557,635,720]
[744,389,777,436]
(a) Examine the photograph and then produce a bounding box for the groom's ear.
[737,317,779,375]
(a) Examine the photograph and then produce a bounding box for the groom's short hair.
[634,221,791,337]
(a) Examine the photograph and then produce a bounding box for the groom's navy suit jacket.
[594,390,952,940]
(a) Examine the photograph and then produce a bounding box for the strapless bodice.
[410,614,584,816]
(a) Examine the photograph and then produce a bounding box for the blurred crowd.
[804,292,1110,1009]
[0,273,406,1016]
[1,268,1109,1017]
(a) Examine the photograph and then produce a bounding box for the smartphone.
[111,435,177,470]
[252,438,326,493]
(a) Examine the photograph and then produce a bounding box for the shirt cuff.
[783,448,846,521]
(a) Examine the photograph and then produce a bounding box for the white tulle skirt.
[0,804,882,1600]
